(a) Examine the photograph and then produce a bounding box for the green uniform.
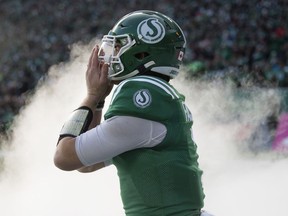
[105,75,205,216]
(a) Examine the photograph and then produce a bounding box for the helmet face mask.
[98,34,135,79]
[99,10,186,81]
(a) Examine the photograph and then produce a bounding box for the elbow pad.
[57,106,93,144]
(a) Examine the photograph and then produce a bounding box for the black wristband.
[96,100,105,110]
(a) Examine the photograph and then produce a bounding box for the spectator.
[0,0,287,133]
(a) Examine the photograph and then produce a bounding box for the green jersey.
[104,75,205,216]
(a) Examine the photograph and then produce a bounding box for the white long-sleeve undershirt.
[75,116,167,166]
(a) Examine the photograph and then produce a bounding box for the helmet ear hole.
[135,52,149,60]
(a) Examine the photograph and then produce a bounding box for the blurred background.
[1,1,288,215]
[0,0,288,149]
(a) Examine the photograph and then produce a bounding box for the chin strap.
[57,106,93,144]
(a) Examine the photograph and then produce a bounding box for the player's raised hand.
[85,45,112,104]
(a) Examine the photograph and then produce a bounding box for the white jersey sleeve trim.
[75,116,167,166]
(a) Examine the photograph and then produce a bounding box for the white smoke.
[0,40,124,216]
[0,41,288,216]
[173,75,288,216]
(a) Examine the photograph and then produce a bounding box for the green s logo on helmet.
[137,18,165,44]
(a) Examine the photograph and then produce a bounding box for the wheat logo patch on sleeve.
[133,89,152,108]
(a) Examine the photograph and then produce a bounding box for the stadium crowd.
[0,0,287,133]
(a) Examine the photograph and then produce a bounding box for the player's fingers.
[88,49,97,70]
[87,47,95,68]
[101,63,109,80]
[91,48,97,68]
[90,45,100,70]
[94,45,100,65]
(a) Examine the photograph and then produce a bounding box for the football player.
[54,10,213,216]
